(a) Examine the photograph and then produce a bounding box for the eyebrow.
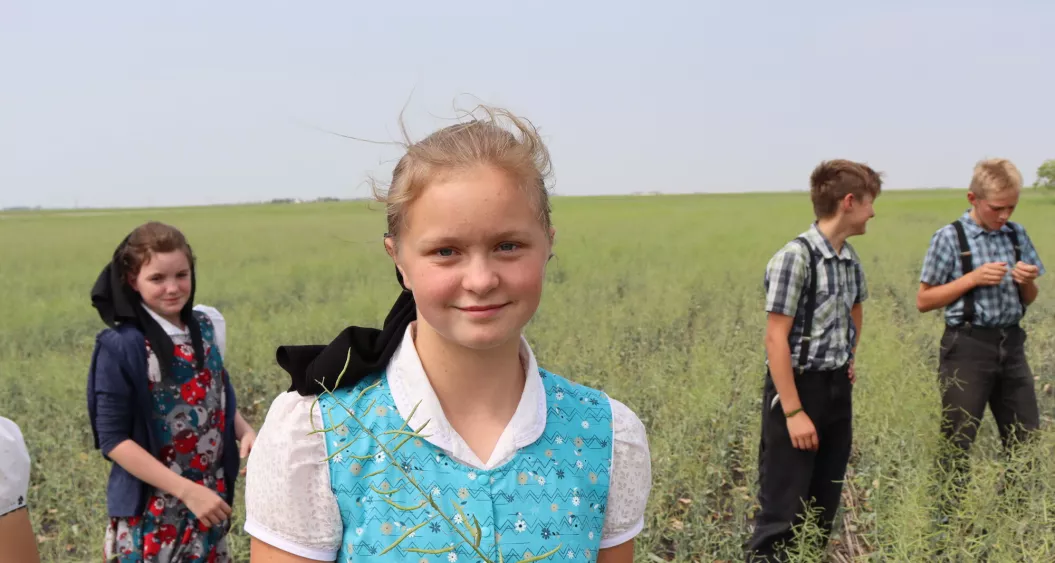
[416,230,534,248]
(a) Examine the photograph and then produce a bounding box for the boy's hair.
[969,158,1022,198]
[809,159,883,219]
[119,221,195,279]
[372,104,554,239]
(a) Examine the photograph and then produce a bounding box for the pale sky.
[2,1,1052,209]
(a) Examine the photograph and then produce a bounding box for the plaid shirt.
[920,210,1046,327]
[763,223,868,372]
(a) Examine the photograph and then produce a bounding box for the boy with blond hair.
[917,157,1045,509]
[747,159,882,562]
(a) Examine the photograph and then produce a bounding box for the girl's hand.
[239,428,257,475]
[180,482,232,527]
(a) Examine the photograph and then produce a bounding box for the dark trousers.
[936,324,1039,511]
[746,366,854,562]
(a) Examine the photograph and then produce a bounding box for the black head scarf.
[276,266,417,396]
[90,233,206,380]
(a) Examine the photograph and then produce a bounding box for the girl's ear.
[383,234,397,259]
[384,235,411,290]
[127,273,139,292]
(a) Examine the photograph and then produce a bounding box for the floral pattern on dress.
[103,312,231,563]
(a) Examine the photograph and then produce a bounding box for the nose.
[462,256,499,294]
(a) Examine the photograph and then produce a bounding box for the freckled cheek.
[409,266,463,308]
[502,262,548,298]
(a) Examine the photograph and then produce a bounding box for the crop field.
[1,190,1053,562]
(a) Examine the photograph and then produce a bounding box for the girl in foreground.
[244,106,652,563]
[88,222,256,562]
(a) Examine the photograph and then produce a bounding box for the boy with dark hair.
[747,159,883,562]
[916,157,1045,513]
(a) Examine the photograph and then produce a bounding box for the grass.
[1,189,1053,562]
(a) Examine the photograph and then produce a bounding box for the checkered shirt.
[763,223,868,372]
[919,210,1045,328]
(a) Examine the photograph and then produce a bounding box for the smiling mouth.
[458,303,508,312]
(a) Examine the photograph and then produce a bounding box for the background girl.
[87,221,256,562]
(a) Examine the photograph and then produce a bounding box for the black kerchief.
[276,267,417,396]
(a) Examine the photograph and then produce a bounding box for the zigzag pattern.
[320,369,613,562]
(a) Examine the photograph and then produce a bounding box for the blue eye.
[435,248,454,257]
[498,242,520,252]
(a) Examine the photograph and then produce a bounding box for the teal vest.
[318,368,614,563]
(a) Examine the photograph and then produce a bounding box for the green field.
[2,190,1054,562]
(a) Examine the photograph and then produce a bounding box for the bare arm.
[0,508,40,563]
[108,440,193,499]
[597,539,634,563]
[235,410,254,440]
[916,277,976,313]
[851,302,862,355]
[1018,278,1040,306]
[765,313,818,450]
[250,538,334,563]
[765,313,800,414]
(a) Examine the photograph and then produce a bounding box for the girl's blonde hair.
[969,158,1023,198]
[372,105,554,238]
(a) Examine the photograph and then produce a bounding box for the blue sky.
[2,1,1052,209]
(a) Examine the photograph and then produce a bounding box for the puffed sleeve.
[600,398,652,549]
[193,304,227,359]
[243,392,343,561]
[0,416,31,517]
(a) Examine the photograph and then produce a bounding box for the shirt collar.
[141,304,189,337]
[386,323,547,469]
[805,223,853,261]
[959,209,1013,238]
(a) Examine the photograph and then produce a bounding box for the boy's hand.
[1011,261,1039,285]
[786,411,818,451]
[971,262,1008,287]
[848,359,856,384]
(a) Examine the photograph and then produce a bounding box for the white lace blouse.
[0,416,31,517]
[244,325,653,561]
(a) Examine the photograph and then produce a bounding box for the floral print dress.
[103,317,230,563]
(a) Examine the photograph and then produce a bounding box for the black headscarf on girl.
[90,233,206,380]
[276,266,417,396]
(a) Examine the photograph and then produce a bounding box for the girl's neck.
[143,303,185,331]
[816,217,850,254]
[411,322,526,424]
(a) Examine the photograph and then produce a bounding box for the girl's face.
[129,251,192,324]
[387,164,554,352]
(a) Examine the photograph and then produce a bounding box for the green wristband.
[784,407,803,418]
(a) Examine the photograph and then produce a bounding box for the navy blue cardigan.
[86,316,239,517]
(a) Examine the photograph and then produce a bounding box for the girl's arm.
[235,409,258,472]
[250,538,334,563]
[597,540,634,563]
[108,440,232,528]
[0,508,40,563]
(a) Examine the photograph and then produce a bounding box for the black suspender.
[1006,222,1026,315]
[949,219,1026,327]
[793,236,820,369]
[950,220,975,326]
[1005,222,1023,265]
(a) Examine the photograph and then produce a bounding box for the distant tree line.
[1035,159,1055,190]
